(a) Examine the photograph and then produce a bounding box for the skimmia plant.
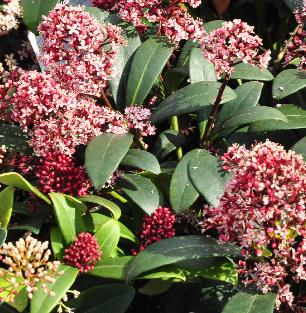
[0,0,305,312]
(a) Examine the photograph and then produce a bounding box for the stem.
[200,73,230,149]
[108,191,128,203]
[171,116,183,160]
[100,89,113,110]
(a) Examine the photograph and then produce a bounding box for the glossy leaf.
[273,69,306,99]
[20,0,59,34]
[231,63,274,81]
[189,47,217,83]
[50,227,64,260]
[110,23,141,108]
[84,7,109,22]
[85,133,133,191]
[151,81,236,123]
[0,124,31,154]
[188,149,228,207]
[170,150,200,213]
[125,236,240,281]
[121,149,161,174]
[126,37,174,105]
[283,0,303,11]
[50,193,86,244]
[117,174,159,214]
[291,136,306,159]
[222,289,277,313]
[249,104,306,132]
[89,256,133,280]
[139,265,186,282]
[78,195,121,220]
[138,280,173,296]
[9,216,43,234]
[0,227,7,245]
[204,20,224,33]
[95,219,120,258]
[0,172,50,204]
[70,284,135,313]
[30,265,79,313]
[0,186,14,229]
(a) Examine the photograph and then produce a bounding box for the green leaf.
[95,219,120,258]
[170,150,200,213]
[231,63,274,81]
[221,289,277,313]
[0,124,31,154]
[177,40,198,67]
[9,288,28,313]
[89,256,133,280]
[126,37,174,105]
[121,149,161,174]
[117,174,159,214]
[78,195,121,220]
[20,0,59,34]
[189,47,217,83]
[249,104,306,132]
[204,20,224,33]
[138,280,173,296]
[0,172,50,204]
[50,193,86,244]
[188,149,228,207]
[216,81,263,128]
[218,106,287,130]
[291,136,306,159]
[151,81,236,123]
[0,186,14,229]
[273,69,306,99]
[50,227,64,260]
[89,213,136,243]
[0,227,7,245]
[153,129,185,159]
[110,23,141,109]
[70,284,135,313]
[178,257,237,285]
[30,265,79,313]
[283,0,303,11]
[85,133,133,191]
[125,236,240,281]
[9,216,43,234]
[139,265,186,282]
[84,7,109,22]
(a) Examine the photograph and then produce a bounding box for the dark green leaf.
[231,63,274,81]
[70,284,135,313]
[273,69,306,99]
[170,150,200,213]
[221,289,277,313]
[125,236,240,281]
[139,265,186,281]
[117,174,159,214]
[138,280,173,296]
[50,227,64,260]
[20,0,59,34]
[50,193,86,244]
[126,37,174,105]
[249,104,306,132]
[89,256,133,280]
[283,0,303,11]
[84,7,109,22]
[0,227,7,245]
[0,172,50,204]
[78,195,121,220]
[291,136,306,159]
[204,20,224,33]
[189,47,217,83]
[151,82,236,123]
[30,265,79,313]
[110,23,141,109]
[188,149,228,207]
[177,40,198,68]
[0,124,31,154]
[85,133,133,191]
[9,216,43,234]
[95,219,120,258]
[121,149,161,174]
[153,129,185,159]
[0,186,14,229]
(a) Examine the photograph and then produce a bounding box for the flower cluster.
[38,4,126,95]
[36,152,91,196]
[92,0,204,43]
[0,236,63,302]
[202,140,306,310]
[64,233,102,272]
[285,0,306,70]
[0,0,20,37]
[133,207,176,254]
[200,19,271,78]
